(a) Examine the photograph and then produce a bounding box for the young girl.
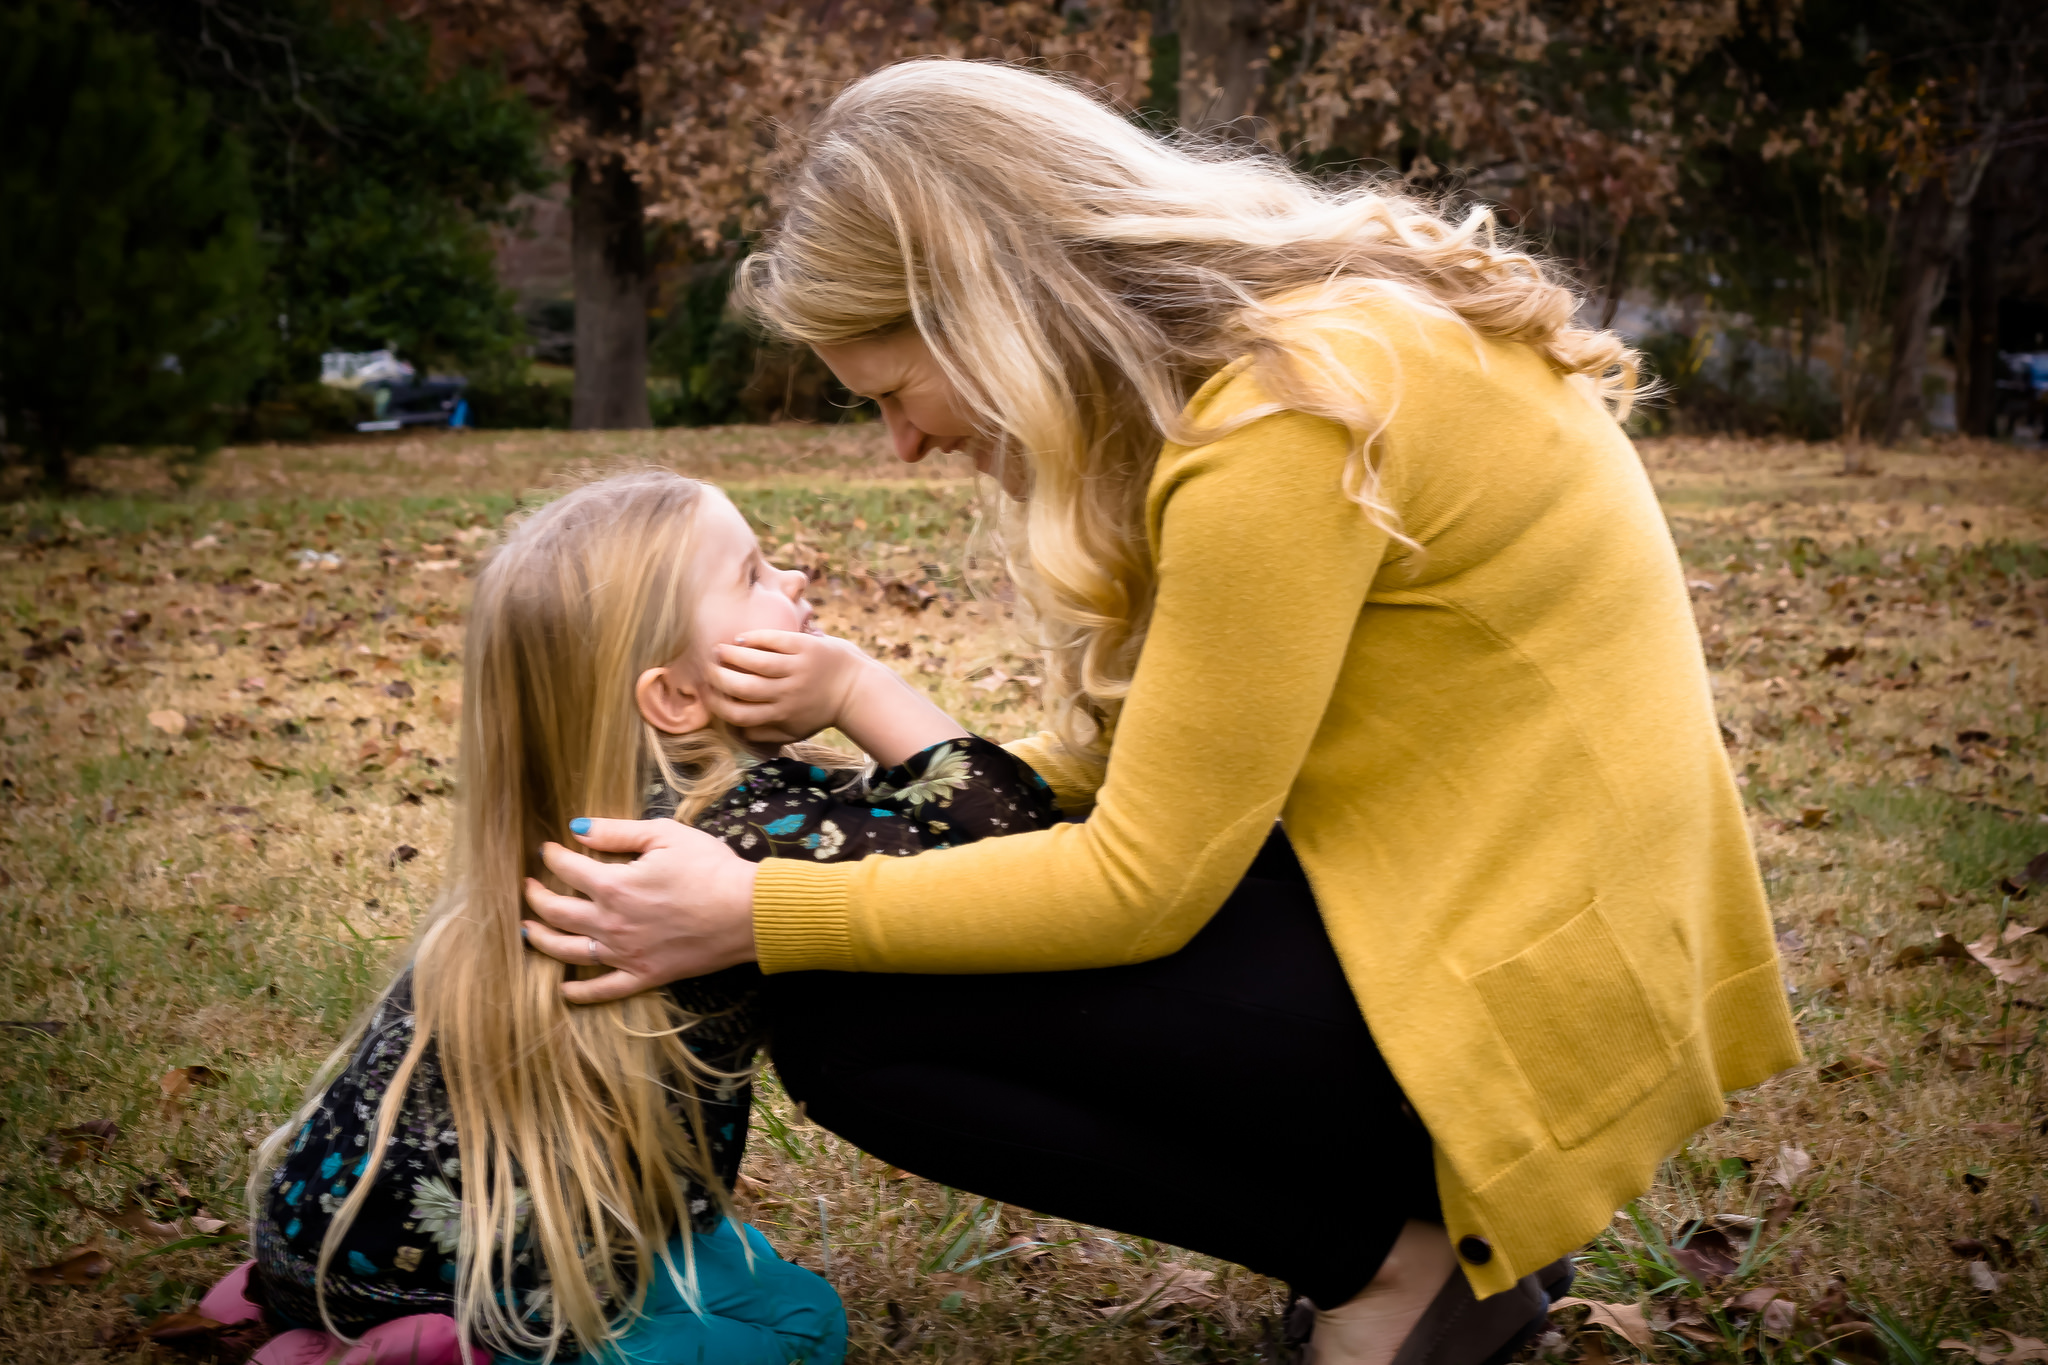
[239,470,1059,1363]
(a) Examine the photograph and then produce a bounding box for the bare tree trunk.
[1177,0,1265,133]
[1878,120,2004,446]
[1958,182,2003,437]
[569,5,650,431]
[1877,183,1952,448]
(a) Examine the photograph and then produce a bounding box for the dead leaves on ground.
[1944,1331,2048,1364]
[43,1118,119,1166]
[1552,1296,1654,1351]
[1889,917,2048,988]
[57,1188,183,1245]
[1095,1265,1217,1322]
[24,1245,113,1287]
[94,1310,269,1361]
[159,1063,224,1116]
[1557,1269,1889,1362]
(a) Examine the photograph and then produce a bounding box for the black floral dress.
[251,737,1058,1336]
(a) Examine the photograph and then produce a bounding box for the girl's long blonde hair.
[736,58,1642,755]
[251,471,768,1360]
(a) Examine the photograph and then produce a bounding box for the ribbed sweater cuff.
[752,859,859,974]
[1002,735,1105,815]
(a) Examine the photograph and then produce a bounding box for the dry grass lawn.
[1,427,2044,1363]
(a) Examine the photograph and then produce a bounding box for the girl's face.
[689,491,816,652]
[636,491,813,735]
[814,330,1027,497]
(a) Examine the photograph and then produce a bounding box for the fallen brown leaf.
[144,1311,227,1345]
[1762,1189,1799,1237]
[1767,1144,1813,1190]
[1097,1265,1217,1320]
[1992,1332,2048,1364]
[146,709,187,736]
[104,1198,183,1244]
[1721,1290,1798,1338]
[1966,1122,2023,1139]
[1969,1260,2007,1293]
[1725,1286,1784,1313]
[44,1119,118,1165]
[160,1065,224,1101]
[1819,1051,1883,1081]
[24,1245,112,1286]
[1550,1297,1654,1351]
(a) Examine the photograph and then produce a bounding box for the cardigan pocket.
[1470,900,1675,1150]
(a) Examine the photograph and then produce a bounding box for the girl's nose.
[778,566,808,600]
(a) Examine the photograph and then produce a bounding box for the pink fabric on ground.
[197,1261,263,1324]
[250,1316,485,1365]
[200,1261,486,1365]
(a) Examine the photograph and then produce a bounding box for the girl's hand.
[522,819,759,1002]
[707,630,871,746]
[710,630,967,765]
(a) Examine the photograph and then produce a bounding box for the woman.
[520,59,1800,1365]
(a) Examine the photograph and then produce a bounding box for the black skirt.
[765,824,1439,1309]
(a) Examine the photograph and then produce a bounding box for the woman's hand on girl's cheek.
[520,819,759,1003]
[707,630,870,744]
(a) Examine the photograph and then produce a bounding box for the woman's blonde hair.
[736,58,1641,754]
[251,471,782,1359]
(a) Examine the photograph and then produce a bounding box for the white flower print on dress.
[409,1174,464,1253]
[869,741,972,807]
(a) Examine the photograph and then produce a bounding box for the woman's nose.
[885,407,928,464]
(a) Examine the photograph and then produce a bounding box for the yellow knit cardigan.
[752,293,1802,1297]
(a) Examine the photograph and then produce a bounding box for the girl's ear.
[635,665,710,735]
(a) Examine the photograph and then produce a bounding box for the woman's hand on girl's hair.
[707,629,870,745]
[520,820,759,1003]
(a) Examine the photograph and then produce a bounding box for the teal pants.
[498,1220,846,1365]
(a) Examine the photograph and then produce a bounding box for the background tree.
[0,1,269,488]
[1860,0,2042,446]
[107,0,550,391]
[412,0,1150,430]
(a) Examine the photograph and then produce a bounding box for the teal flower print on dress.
[762,814,806,836]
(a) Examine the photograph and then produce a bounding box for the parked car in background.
[319,349,469,432]
[1997,352,2048,442]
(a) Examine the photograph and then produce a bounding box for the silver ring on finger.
[586,936,602,964]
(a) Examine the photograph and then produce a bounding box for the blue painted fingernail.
[569,818,592,836]
[520,924,529,941]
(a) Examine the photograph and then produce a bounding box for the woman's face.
[814,331,1025,496]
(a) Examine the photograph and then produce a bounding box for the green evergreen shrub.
[0,0,269,487]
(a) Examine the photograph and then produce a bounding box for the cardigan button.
[1456,1235,1493,1265]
